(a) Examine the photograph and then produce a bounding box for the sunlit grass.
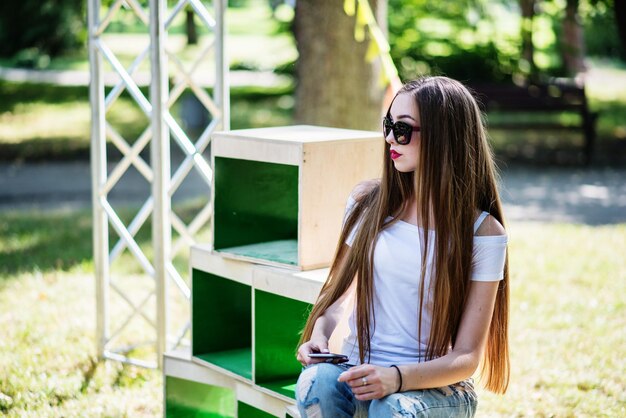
[0,271,162,417]
[0,101,90,144]
[0,200,210,279]
[0,80,294,161]
[476,222,626,417]
[0,209,93,278]
[2,54,624,163]
[1,206,625,416]
[0,201,210,416]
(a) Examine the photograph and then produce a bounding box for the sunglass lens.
[384,118,414,145]
[394,123,410,145]
[383,117,392,137]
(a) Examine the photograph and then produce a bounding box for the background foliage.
[387,0,624,82]
[584,0,625,59]
[0,0,86,67]
[0,0,623,85]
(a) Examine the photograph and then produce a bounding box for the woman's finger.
[354,389,380,401]
[337,364,367,383]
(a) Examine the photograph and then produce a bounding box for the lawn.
[0,209,624,417]
[0,81,294,161]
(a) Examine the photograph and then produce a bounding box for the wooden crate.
[164,350,298,417]
[189,247,329,384]
[172,241,352,416]
[211,125,382,270]
[191,247,254,382]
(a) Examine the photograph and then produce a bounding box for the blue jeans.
[295,363,477,418]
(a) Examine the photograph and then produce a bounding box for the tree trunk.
[561,0,586,76]
[293,0,385,131]
[519,0,536,77]
[615,0,626,55]
[186,8,198,45]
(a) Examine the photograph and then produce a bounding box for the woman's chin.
[392,160,416,173]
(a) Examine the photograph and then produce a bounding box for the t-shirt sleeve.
[471,235,508,281]
[343,195,360,247]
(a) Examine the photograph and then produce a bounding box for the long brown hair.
[299,76,510,393]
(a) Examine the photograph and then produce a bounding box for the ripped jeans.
[295,363,477,418]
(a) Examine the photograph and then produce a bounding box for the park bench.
[468,79,598,164]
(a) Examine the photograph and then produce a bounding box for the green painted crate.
[192,269,252,380]
[213,157,299,267]
[254,289,311,399]
[237,402,277,418]
[165,376,235,418]
[211,126,382,271]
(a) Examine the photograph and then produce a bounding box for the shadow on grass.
[0,81,87,112]
[490,131,626,167]
[0,137,93,162]
[0,200,210,279]
[488,100,626,167]
[0,209,94,278]
[0,81,295,162]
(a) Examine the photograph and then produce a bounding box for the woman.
[295,76,510,417]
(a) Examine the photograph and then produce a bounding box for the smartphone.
[308,353,349,363]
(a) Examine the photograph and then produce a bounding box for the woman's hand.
[296,339,331,366]
[337,364,401,400]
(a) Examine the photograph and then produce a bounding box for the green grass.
[0,209,93,278]
[0,270,162,417]
[0,80,294,161]
[1,57,625,163]
[1,207,625,416]
[0,81,151,161]
[476,222,626,417]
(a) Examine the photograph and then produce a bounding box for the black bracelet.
[390,364,403,393]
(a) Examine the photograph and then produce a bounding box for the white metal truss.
[88,0,228,368]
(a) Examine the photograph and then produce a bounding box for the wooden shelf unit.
[166,125,380,417]
[191,255,253,382]
[167,246,328,416]
[212,125,381,270]
[164,350,299,418]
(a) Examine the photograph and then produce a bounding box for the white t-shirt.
[340,196,507,367]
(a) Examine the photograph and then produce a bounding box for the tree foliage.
[0,0,86,60]
[387,0,519,83]
[584,0,625,59]
[387,0,624,83]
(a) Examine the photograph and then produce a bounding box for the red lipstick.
[390,150,401,160]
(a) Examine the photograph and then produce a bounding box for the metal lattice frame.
[88,0,228,368]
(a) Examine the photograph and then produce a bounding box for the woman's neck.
[398,199,434,227]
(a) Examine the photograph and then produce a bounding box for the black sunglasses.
[383,115,420,145]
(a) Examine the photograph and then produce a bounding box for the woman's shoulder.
[474,211,506,237]
[350,179,380,201]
